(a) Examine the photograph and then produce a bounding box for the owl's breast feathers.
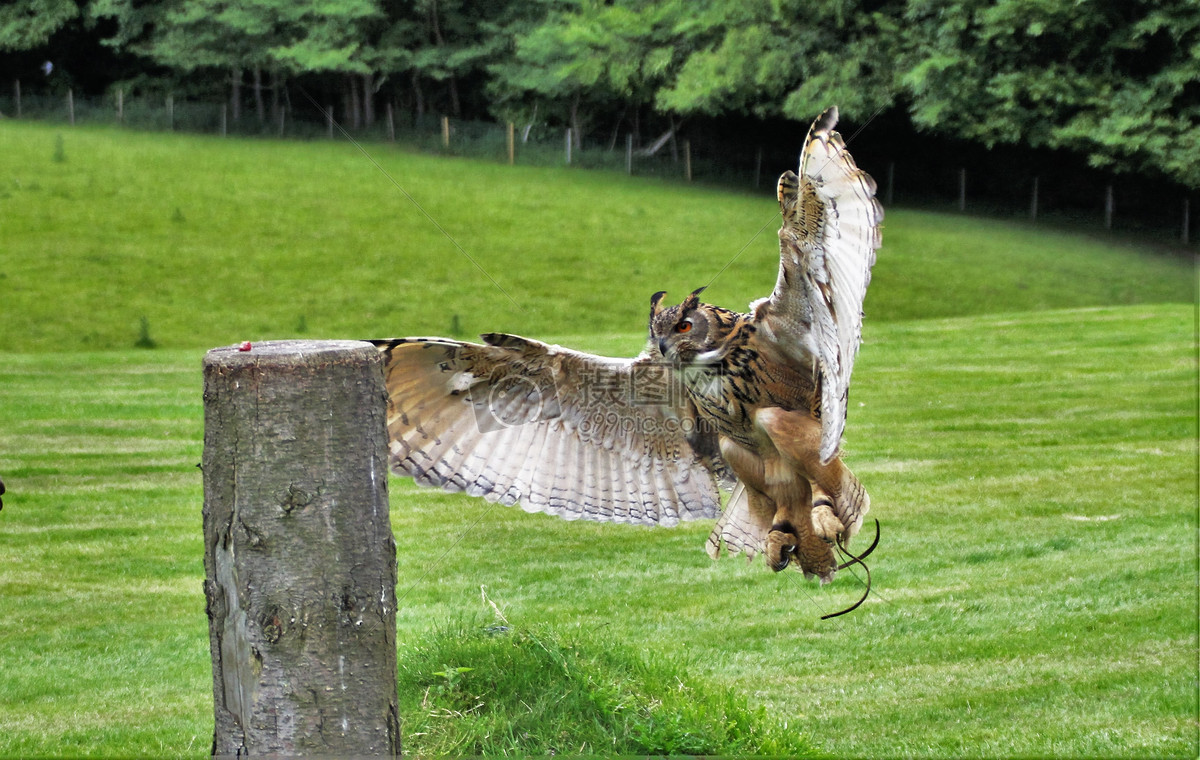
[682,311,819,447]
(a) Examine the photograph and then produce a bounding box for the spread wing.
[750,106,883,464]
[373,334,727,526]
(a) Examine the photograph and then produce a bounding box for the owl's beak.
[657,338,668,357]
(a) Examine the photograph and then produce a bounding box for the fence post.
[167,95,174,131]
[958,168,966,211]
[386,102,395,142]
[117,89,123,125]
[1030,176,1039,222]
[507,121,515,165]
[221,104,228,137]
[327,105,334,138]
[67,88,74,126]
[684,139,692,182]
[202,340,399,757]
[566,129,573,165]
[625,133,632,175]
[1104,184,1114,230]
[441,116,450,148]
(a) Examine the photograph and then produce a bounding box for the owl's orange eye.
[676,320,692,333]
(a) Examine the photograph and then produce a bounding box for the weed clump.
[134,316,157,349]
[398,620,817,757]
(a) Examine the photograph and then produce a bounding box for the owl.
[374,107,882,591]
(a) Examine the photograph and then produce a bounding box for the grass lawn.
[0,121,1195,757]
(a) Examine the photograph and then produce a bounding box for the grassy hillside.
[0,122,1195,757]
[0,307,1193,757]
[0,121,1192,353]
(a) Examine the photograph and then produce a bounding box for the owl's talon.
[810,496,844,543]
[766,527,799,572]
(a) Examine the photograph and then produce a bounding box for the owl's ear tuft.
[650,290,668,315]
[681,286,706,312]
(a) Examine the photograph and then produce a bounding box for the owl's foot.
[809,487,845,543]
[801,567,837,585]
[797,529,839,584]
[765,524,799,572]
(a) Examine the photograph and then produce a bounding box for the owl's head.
[648,287,726,363]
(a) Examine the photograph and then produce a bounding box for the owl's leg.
[790,491,840,583]
[807,464,870,548]
[719,437,798,572]
[754,485,799,573]
[759,457,837,580]
[755,408,871,546]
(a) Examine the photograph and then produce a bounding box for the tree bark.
[202,340,399,757]
[447,76,461,117]
[569,93,581,151]
[230,68,242,122]
[348,75,362,130]
[412,71,425,119]
[270,69,282,127]
[639,122,681,158]
[362,73,376,127]
[427,0,458,116]
[253,66,265,125]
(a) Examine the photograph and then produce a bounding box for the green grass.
[0,121,1191,352]
[0,121,1196,757]
[397,620,818,756]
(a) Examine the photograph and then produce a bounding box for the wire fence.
[3,88,1193,248]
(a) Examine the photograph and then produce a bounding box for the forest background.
[1,0,1197,240]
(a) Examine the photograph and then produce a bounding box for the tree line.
[2,0,1197,190]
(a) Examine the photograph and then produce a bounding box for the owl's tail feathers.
[836,465,870,548]
[706,482,768,561]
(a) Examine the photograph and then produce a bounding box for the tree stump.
[201,340,399,756]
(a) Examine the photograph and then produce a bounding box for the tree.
[0,0,79,52]
[657,0,901,123]
[490,0,693,148]
[266,0,383,127]
[91,0,386,126]
[899,0,1200,187]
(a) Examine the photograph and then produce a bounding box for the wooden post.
[13,79,19,118]
[1104,184,1114,230]
[327,104,334,139]
[167,95,174,131]
[386,102,395,142]
[441,115,449,148]
[958,168,966,211]
[277,105,285,136]
[117,88,123,125]
[1030,176,1039,222]
[625,133,632,175]
[506,121,515,165]
[1183,198,1190,246]
[684,139,692,182]
[67,88,74,126]
[885,161,895,207]
[221,104,228,137]
[566,129,573,165]
[202,340,399,757]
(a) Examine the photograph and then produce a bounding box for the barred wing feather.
[751,106,883,464]
[373,335,724,526]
